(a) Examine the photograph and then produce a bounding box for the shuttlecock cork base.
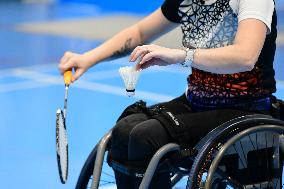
[119,66,141,97]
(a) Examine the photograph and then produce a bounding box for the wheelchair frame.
[75,114,284,189]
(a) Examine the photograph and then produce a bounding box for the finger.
[135,62,142,71]
[130,46,142,61]
[140,59,157,70]
[130,45,149,61]
[58,63,66,75]
[60,51,73,64]
[59,52,73,74]
[135,53,159,70]
[131,49,149,62]
[139,52,157,65]
[59,58,77,74]
[72,69,84,82]
[60,56,69,66]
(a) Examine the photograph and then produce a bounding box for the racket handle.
[64,70,72,86]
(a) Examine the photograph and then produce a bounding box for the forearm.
[133,43,258,72]
[83,8,176,68]
[84,25,143,67]
[191,44,260,74]
[190,19,267,74]
[58,8,177,81]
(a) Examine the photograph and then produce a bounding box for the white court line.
[83,66,188,81]
[0,63,58,78]
[0,81,52,93]
[16,67,284,87]
[1,68,284,102]
[76,80,174,102]
[0,62,188,83]
[0,61,123,79]
[0,69,174,102]
[83,69,120,80]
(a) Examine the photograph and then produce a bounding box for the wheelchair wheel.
[188,116,284,189]
[75,145,116,189]
[205,125,284,189]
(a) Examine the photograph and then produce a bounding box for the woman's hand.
[58,51,93,82]
[129,44,186,70]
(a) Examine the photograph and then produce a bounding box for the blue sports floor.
[0,1,284,189]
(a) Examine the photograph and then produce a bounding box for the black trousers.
[110,95,269,189]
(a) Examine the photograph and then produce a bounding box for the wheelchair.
[75,98,284,189]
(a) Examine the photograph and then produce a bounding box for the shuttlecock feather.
[119,66,141,96]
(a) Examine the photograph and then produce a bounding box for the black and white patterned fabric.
[179,0,238,48]
[162,0,274,49]
[161,0,277,110]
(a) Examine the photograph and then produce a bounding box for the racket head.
[56,108,68,184]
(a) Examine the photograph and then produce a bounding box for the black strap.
[117,100,151,122]
[108,158,172,178]
[108,159,145,178]
[152,111,188,149]
[117,99,189,144]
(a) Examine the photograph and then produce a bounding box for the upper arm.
[234,19,267,64]
[237,0,274,33]
[233,0,274,64]
[136,8,180,43]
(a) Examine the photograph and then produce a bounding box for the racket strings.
[56,110,68,183]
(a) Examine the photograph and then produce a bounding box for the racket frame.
[56,108,69,184]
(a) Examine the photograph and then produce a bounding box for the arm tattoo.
[110,38,133,59]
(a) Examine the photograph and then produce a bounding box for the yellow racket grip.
[64,70,72,86]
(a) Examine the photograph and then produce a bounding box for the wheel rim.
[197,126,284,189]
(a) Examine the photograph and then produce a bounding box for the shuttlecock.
[119,66,141,96]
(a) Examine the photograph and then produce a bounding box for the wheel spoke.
[102,171,115,179]
[232,144,246,169]
[215,167,245,189]
[256,132,259,150]
[239,140,248,166]
[100,180,115,185]
[203,129,284,189]
[248,135,256,150]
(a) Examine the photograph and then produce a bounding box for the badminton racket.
[56,70,72,184]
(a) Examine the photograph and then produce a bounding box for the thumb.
[72,69,84,82]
